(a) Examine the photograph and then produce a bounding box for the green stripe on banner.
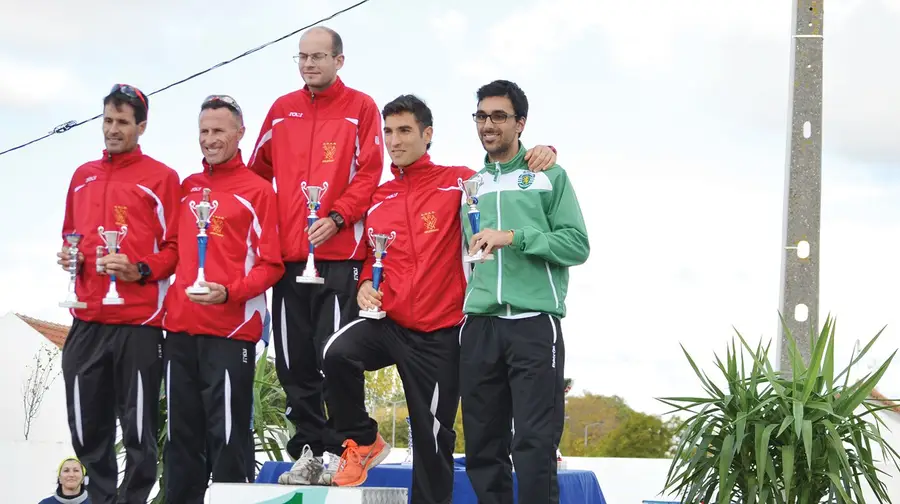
[255,487,331,504]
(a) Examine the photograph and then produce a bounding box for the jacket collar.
[202,149,245,175]
[301,76,346,100]
[101,145,144,167]
[483,141,528,175]
[391,153,434,180]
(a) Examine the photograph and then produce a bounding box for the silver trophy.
[98,225,127,305]
[459,175,494,263]
[297,180,329,284]
[187,188,219,295]
[59,233,87,309]
[359,228,397,319]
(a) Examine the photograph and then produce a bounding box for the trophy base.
[296,274,325,284]
[359,309,386,320]
[186,285,211,295]
[463,252,495,263]
[59,301,87,309]
[102,297,125,305]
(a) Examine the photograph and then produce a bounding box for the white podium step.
[208,483,408,503]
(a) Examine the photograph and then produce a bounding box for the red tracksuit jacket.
[247,77,384,263]
[61,146,181,327]
[162,152,284,343]
[361,154,475,333]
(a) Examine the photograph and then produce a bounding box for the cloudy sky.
[3,0,900,416]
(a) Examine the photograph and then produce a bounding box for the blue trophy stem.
[468,211,481,235]
[372,265,383,292]
[198,235,208,269]
[307,215,316,254]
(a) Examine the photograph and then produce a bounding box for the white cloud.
[0,57,81,107]
[429,9,468,46]
[456,0,900,164]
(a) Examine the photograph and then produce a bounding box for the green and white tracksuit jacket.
[461,143,590,318]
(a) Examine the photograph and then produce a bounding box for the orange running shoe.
[332,433,391,487]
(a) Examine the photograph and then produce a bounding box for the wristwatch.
[136,262,152,285]
[328,211,345,230]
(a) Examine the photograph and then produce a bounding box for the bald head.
[297,26,345,91]
[302,26,342,55]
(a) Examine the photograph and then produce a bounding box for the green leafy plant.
[659,314,900,504]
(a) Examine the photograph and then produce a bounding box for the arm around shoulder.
[510,167,589,266]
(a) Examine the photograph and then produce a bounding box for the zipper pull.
[494,161,500,182]
[399,167,404,180]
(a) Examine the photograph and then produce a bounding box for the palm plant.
[659,314,900,504]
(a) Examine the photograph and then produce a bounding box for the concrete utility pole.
[777,0,824,372]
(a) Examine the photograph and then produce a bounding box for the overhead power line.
[0,0,371,158]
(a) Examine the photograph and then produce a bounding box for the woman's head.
[57,457,85,493]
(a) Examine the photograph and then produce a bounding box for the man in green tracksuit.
[458,79,590,504]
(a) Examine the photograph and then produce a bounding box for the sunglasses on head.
[202,94,243,116]
[110,83,148,110]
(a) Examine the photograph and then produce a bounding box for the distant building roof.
[16,313,69,349]
[870,388,900,415]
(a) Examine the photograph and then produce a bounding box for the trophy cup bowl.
[297,181,329,284]
[99,225,127,305]
[359,229,396,319]
[59,233,87,309]
[459,176,494,263]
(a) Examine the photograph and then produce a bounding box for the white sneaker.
[278,445,326,485]
[318,451,341,485]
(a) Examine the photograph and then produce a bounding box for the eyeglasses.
[110,83,148,110]
[293,52,332,64]
[202,94,243,116]
[472,111,516,124]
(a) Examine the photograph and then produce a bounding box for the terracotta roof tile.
[870,388,900,415]
[16,313,70,349]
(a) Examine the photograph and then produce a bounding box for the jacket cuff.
[511,228,526,250]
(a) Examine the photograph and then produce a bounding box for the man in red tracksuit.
[321,94,556,503]
[248,26,384,482]
[161,95,284,503]
[56,84,181,504]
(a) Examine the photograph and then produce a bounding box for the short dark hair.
[200,100,243,127]
[103,93,148,124]
[314,26,343,55]
[382,94,434,150]
[476,79,528,120]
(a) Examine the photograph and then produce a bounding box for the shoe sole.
[335,443,392,487]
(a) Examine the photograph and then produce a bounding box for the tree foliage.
[594,411,679,458]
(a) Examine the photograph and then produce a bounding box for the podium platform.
[208,483,408,504]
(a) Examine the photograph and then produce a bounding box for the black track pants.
[322,317,460,504]
[163,332,256,504]
[271,259,363,458]
[61,319,163,504]
[459,315,566,504]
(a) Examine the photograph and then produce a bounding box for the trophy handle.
[97,226,108,247]
[300,181,309,201]
[320,181,329,196]
[188,200,199,220]
[367,227,376,247]
[119,225,128,242]
[209,200,219,219]
[386,231,397,250]
[457,177,465,192]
